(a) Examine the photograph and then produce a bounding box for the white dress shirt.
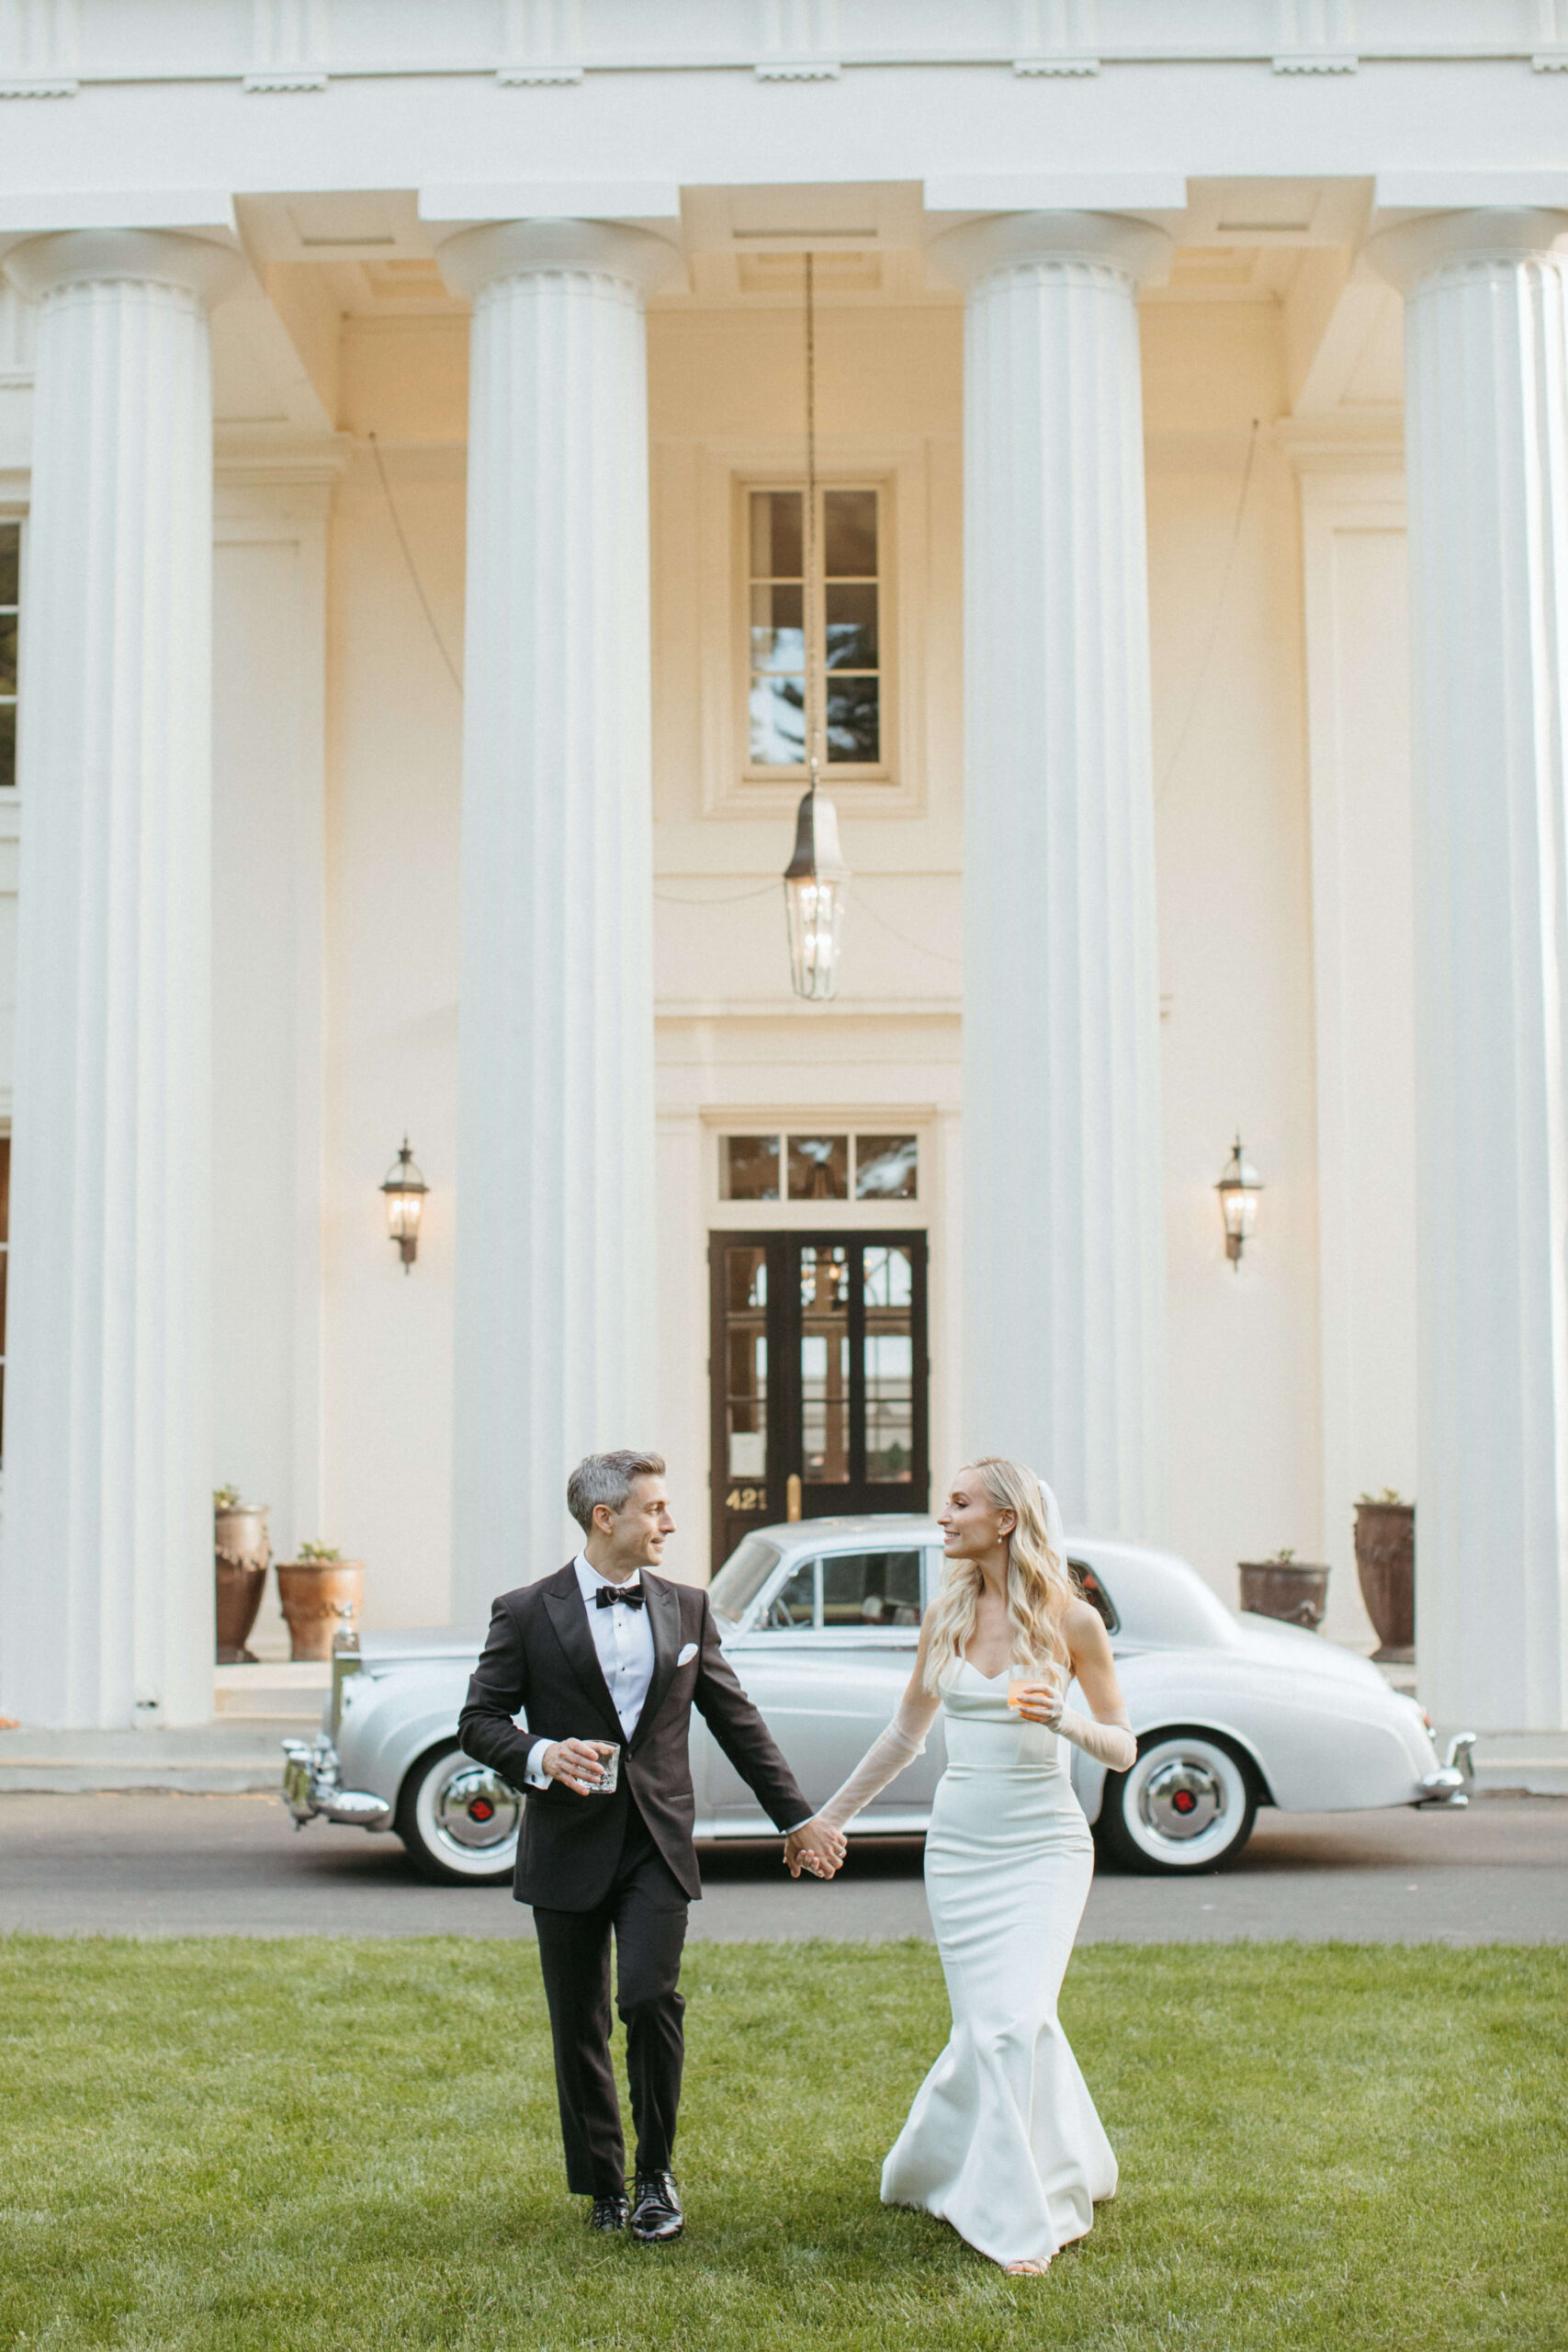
[525,1553,659,1788]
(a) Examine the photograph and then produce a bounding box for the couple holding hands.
[457,1447,1136,2274]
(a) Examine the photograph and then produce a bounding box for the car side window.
[822,1548,923,1629]
[1069,1559,1120,1635]
[759,1557,818,1630]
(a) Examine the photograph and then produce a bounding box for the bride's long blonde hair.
[921,1455,1075,1696]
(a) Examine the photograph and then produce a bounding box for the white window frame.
[687,435,933,821]
[741,477,889,787]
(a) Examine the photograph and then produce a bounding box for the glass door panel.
[799,1244,851,1492]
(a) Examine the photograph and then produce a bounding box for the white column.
[440,220,673,1612]
[1367,208,1568,1731]
[0,229,240,1729]
[932,210,1170,1535]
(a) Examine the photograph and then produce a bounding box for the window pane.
[824,490,877,576]
[0,614,16,694]
[824,582,877,672]
[0,706,13,791]
[827,677,878,763]
[0,525,17,606]
[759,1557,817,1630]
[822,1548,922,1628]
[800,1246,850,1483]
[750,582,804,671]
[723,1136,781,1202]
[725,1240,769,1311]
[750,673,805,765]
[708,1534,781,1623]
[863,1245,913,1308]
[787,1135,849,1201]
[855,1135,918,1201]
[751,490,803,578]
[864,1246,914,1483]
[723,1241,769,1491]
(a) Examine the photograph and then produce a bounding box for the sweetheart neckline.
[958,1657,1010,1684]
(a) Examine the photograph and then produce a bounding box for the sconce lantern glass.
[784,783,848,1001]
[1215,1135,1263,1269]
[380,1137,428,1271]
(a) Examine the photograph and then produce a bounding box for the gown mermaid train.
[879,1660,1117,2267]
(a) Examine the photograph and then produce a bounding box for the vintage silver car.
[283,1516,1474,1883]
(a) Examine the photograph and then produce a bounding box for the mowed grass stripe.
[0,1939,1562,2350]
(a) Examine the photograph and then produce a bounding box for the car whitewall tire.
[395,1743,521,1886]
[1096,1733,1257,1875]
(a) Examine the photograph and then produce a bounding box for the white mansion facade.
[0,2,1564,1769]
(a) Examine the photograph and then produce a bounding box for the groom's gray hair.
[567,1449,667,1533]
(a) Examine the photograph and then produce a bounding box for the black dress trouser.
[531,1797,690,2198]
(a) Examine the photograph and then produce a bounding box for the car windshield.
[708,1534,783,1623]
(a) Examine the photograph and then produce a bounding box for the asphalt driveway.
[1,1790,1563,1943]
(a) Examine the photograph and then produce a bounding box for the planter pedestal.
[276,1561,365,1662]
[1238,1561,1330,1631]
[215,1505,271,1664]
[1354,1502,1415,1664]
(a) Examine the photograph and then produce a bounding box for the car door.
[702,1544,946,1825]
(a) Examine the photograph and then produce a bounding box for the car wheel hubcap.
[1140,1757,1224,1841]
[434,1765,520,1854]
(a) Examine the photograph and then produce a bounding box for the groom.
[457,1450,845,2242]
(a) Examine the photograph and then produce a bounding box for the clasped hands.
[784,1817,846,1880]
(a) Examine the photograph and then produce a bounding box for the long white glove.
[812,1696,940,1833]
[1050,1705,1137,1774]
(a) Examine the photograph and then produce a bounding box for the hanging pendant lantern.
[784,252,849,1001]
[784,771,849,1000]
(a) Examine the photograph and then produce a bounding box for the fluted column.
[1366,209,1568,1731]
[440,220,674,1611]
[0,230,240,1728]
[932,211,1170,1534]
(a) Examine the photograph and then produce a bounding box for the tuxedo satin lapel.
[541,1572,622,1741]
[632,1577,681,1749]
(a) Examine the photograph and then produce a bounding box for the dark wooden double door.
[709,1231,930,1570]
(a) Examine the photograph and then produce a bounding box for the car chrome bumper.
[281,1734,392,1831]
[1416,1732,1477,1807]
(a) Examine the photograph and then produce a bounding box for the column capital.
[436,217,681,300]
[1363,207,1568,293]
[928,209,1171,295]
[2,227,243,308]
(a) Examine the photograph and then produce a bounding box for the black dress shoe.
[588,2194,628,2233]
[629,2171,683,2244]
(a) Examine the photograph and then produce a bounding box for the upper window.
[0,523,17,789]
[747,485,883,775]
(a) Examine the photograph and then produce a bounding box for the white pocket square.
[677,1641,699,1668]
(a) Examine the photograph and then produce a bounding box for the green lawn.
[0,1939,1562,2351]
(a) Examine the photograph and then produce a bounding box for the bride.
[798,1455,1136,2275]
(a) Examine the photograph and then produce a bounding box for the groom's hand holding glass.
[540,1737,619,1795]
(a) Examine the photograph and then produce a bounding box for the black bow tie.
[595,1583,645,1610]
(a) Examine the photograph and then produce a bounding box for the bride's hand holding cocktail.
[1006,1665,1066,1727]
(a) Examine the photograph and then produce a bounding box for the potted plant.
[276,1543,366,1663]
[1237,1546,1330,1632]
[1354,1489,1415,1663]
[214,1487,271,1665]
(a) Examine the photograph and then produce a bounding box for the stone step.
[0,1720,295,1794]
[213,1662,329,1720]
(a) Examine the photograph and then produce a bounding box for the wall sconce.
[1215,1136,1263,1269]
[380,1137,428,1272]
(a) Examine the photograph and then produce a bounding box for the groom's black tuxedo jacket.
[457,1562,812,1910]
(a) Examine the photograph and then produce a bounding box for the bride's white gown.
[880,1659,1117,2267]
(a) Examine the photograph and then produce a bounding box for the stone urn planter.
[1238,1552,1330,1632]
[1354,1496,1415,1664]
[276,1551,365,1663]
[214,1494,271,1665]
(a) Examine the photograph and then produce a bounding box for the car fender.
[332,1663,477,1810]
[1066,1657,1278,1826]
